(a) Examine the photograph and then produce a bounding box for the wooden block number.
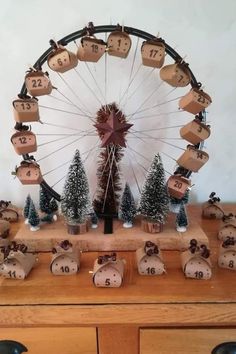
[50,53,70,71]
[194,270,204,279]
[108,33,131,58]
[51,257,78,275]
[14,100,37,113]
[1,262,25,279]
[138,256,165,276]
[185,259,211,280]
[146,267,156,275]
[219,251,236,270]
[174,180,183,189]
[195,91,211,109]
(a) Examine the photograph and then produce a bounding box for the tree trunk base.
[141,219,163,233]
[67,222,88,235]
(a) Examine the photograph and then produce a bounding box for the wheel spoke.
[84,62,107,102]
[73,67,104,106]
[57,73,93,116]
[36,134,89,163]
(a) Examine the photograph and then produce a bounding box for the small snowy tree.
[61,150,90,225]
[175,190,189,232]
[39,187,51,214]
[139,153,169,224]
[176,204,188,232]
[28,200,40,231]
[50,198,58,221]
[119,183,136,228]
[23,194,32,224]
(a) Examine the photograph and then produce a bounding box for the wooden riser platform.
[13,215,208,252]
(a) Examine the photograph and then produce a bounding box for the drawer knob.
[212,342,236,354]
[0,340,28,353]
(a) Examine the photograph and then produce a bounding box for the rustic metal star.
[94,110,133,147]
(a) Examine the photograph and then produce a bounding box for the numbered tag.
[13,98,39,123]
[136,242,165,276]
[107,31,132,58]
[137,256,165,276]
[218,250,236,270]
[180,119,211,145]
[160,63,191,87]
[183,256,212,280]
[0,252,36,279]
[167,175,191,199]
[179,88,212,115]
[50,254,79,275]
[177,146,209,172]
[11,131,37,155]
[48,48,78,73]
[77,37,106,62]
[25,71,52,96]
[218,224,236,241]
[141,40,165,68]
[93,256,124,288]
[16,163,43,185]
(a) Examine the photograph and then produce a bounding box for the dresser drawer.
[0,327,97,354]
[140,328,236,354]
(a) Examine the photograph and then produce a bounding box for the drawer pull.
[0,340,28,353]
[212,342,236,354]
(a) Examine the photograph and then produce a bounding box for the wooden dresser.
[0,205,235,354]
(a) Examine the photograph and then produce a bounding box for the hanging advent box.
[177,145,209,172]
[179,88,212,115]
[167,175,191,199]
[15,162,43,185]
[107,30,132,58]
[160,62,191,87]
[181,240,212,280]
[47,46,78,73]
[77,36,106,62]
[218,215,236,241]
[13,97,39,123]
[136,241,165,275]
[180,119,211,145]
[141,39,165,68]
[11,131,37,155]
[0,250,36,279]
[93,253,125,288]
[218,239,236,271]
[25,70,52,96]
[50,240,80,276]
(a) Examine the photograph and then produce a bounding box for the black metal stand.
[104,215,113,234]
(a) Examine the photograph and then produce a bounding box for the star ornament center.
[94,109,133,147]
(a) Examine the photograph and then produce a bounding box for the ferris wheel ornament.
[11,22,212,238]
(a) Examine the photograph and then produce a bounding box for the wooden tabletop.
[0,205,235,307]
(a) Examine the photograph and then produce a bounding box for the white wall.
[0,0,236,206]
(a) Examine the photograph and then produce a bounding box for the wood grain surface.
[140,328,236,354]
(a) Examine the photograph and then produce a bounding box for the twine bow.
[97,252,117,265]
[189,239,210,259]
[222,237,236,248]
[52,240,72,254]
[144,241,159,256]
[0,242,28,259]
